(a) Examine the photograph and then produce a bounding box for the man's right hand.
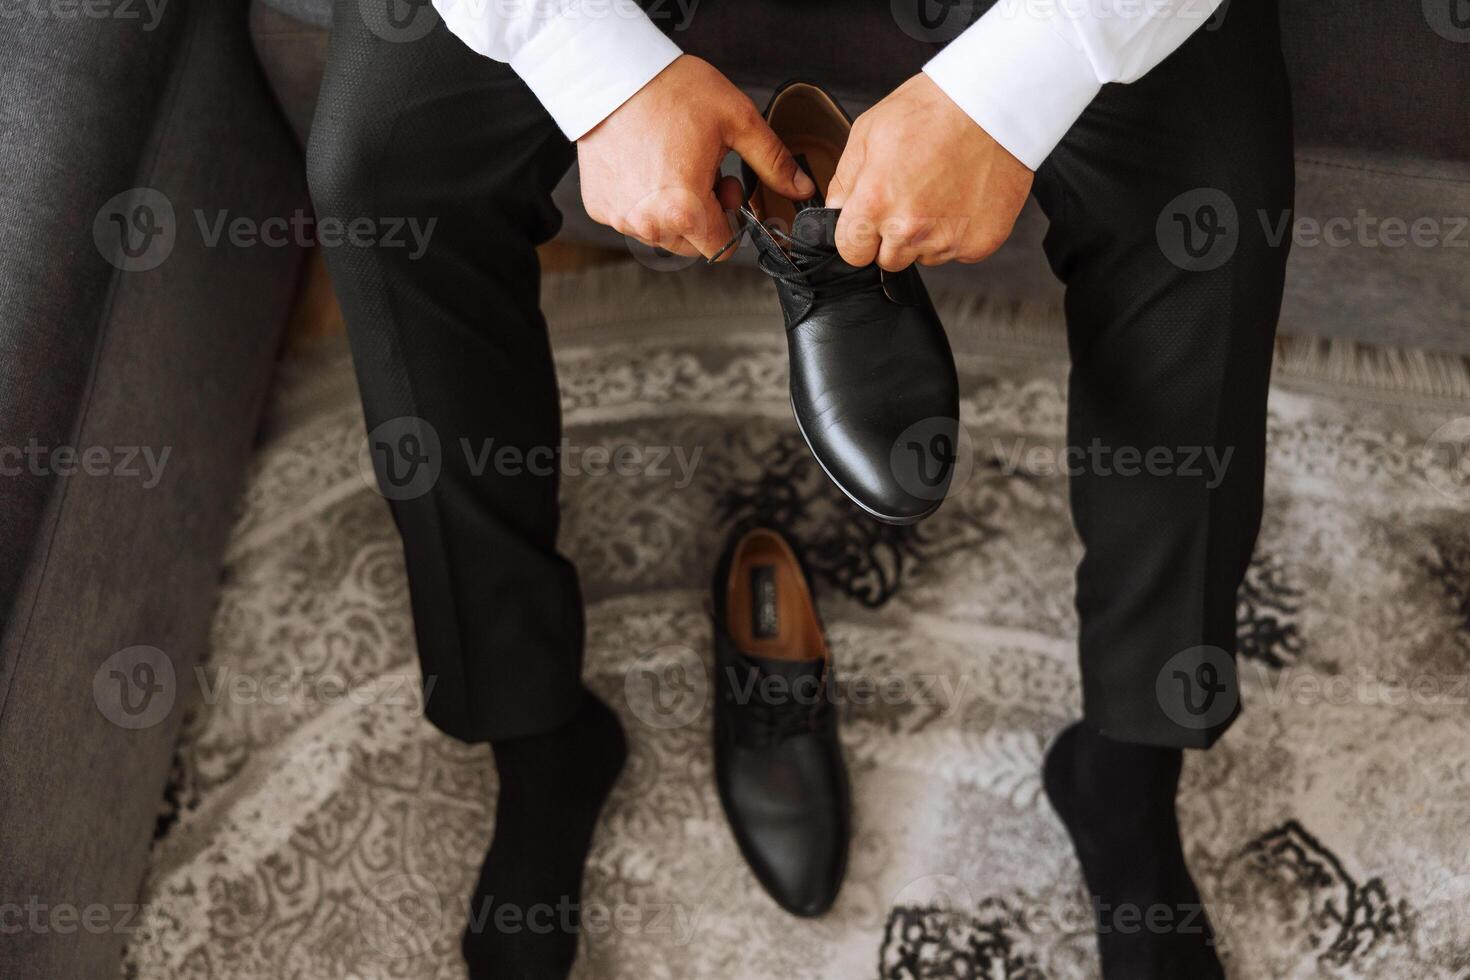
[576,55,815,260]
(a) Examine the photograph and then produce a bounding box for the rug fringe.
[1272,335,1470,401]
[543,261,779,327]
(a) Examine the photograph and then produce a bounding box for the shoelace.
[726,665,832,747]
[710,214,884,305]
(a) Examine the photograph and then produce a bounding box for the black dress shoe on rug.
[712,526,850,916]
[729,81,961,525]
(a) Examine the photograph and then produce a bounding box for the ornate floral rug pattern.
[126,265,1470,980]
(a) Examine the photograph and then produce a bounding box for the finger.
[623,223,696,257]
[625,213,700,258]
[826,140,864,210]
[877,239,919,273]
[727,109,815,200]
[682,190,741,260]
[715,173,746,212]
[648,234,702,258]
[917,250,956,267]
[634,190,715,258]
[835,193,881,268]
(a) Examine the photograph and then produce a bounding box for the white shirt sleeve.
[431,0,682,140]
[923,0,1224,170]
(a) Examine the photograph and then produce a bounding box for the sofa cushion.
[1282,0,1470,163]
[1279,150,1470,354]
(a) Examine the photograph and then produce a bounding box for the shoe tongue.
[739,652,825,685]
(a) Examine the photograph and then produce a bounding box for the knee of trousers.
[305,116,379,224]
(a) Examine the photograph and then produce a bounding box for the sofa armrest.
[0,3,308,978]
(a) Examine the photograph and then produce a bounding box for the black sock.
[462,692,628,980]
[1042,720,1224,980]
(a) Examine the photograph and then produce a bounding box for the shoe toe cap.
[722,742,849,916]
[746,811,847,916]
[809,396,959,524]
[789,312,960,524]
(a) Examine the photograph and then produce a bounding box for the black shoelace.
[726,666,832,747]
[710,215,884,305]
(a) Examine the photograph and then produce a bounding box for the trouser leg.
[1030,0,1296,747]
[307,7,581,742]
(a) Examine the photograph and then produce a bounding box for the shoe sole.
[789,394,945,527]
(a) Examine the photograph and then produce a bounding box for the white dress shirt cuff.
[509,7,682,140]
[923,0,1103,171]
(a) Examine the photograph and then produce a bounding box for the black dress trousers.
[307,0,1293,747]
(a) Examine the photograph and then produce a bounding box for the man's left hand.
[827,74,1033,271]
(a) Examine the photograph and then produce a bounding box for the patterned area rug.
[126,264,1470,980]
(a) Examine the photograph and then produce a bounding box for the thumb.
[826,139,863,210]
[727,113,816,201]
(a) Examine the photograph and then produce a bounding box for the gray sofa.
[0,2,306,978]
[0,1,1465,978]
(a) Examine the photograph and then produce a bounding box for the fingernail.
[794,170,815,195]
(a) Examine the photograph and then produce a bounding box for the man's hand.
[577,55,814,259]
[827,74,1033,271]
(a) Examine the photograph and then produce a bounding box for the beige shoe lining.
[749,83,850,234]
[725,529,829,662]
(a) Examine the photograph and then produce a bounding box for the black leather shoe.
[711,526,850,917]
[734,81,961,525]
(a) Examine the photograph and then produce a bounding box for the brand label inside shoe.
[750,565,779,639]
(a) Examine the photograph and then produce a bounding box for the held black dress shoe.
[711,526,850,917]
[727,81,961,524]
